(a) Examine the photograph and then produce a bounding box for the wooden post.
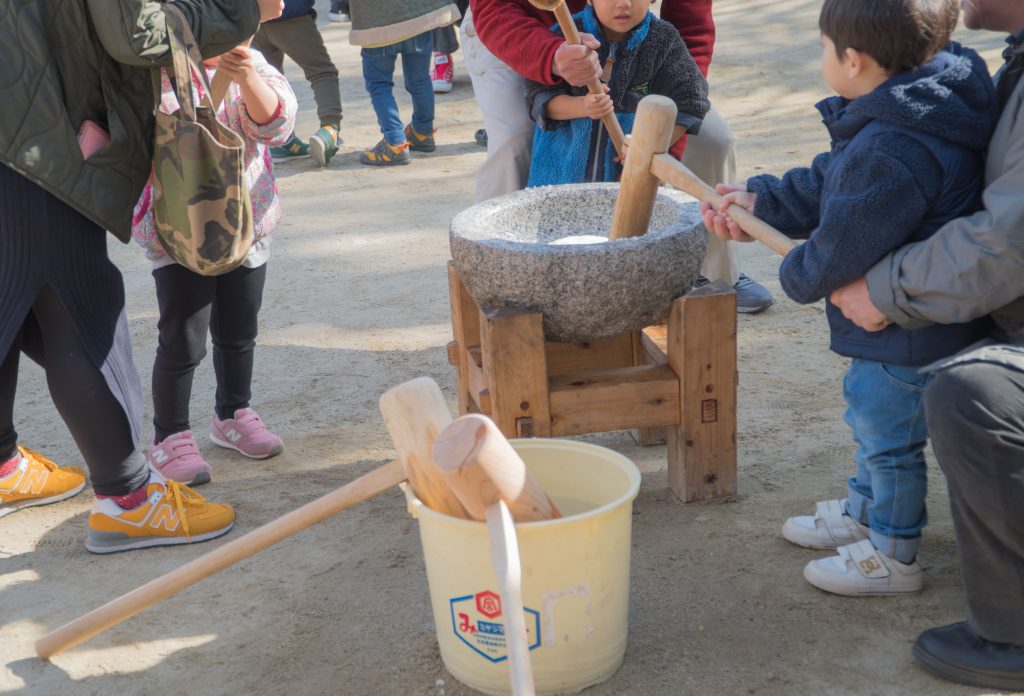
[481,307,552,438]
[448,263,482,415]
[666,283,737,501]
[609,95,677,240]
[630,331,667,445]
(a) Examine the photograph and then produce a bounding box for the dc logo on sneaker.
[859,557,883,574]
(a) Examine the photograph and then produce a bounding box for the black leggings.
[151,262,267,441]
[0,287,148,495]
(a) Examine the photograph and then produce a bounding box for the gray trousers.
[925,355,1024,644]
[252,13,342,130]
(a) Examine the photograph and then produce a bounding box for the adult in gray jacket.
[825,2,1024,690]
[0,0,283,553]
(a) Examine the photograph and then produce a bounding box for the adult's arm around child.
[864,107,1024,329]
[762,135,939,305]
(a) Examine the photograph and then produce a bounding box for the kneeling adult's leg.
[461,9,534,202]
[926,361,1024,644]
[681,108,741,285]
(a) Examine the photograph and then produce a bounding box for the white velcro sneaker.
[803,539,923,597]
[782,498,869,549]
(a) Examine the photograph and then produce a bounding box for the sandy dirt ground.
[1,2,1014,694]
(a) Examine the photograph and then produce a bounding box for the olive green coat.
[0,0,261,242]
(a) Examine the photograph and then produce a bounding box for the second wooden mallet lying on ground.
[35,377,466,660]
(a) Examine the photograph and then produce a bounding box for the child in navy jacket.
[703,0,996,596]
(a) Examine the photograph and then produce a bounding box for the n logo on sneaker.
[19,468,48,495]
[150,504,181,532]
[225,429,242,443]
[152,449,170,465]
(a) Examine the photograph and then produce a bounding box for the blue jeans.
[361,33,435,146]
[842,358,931,563]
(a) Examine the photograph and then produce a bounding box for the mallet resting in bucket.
[433,414,564,696]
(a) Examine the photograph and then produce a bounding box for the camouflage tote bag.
[151,4,253,276]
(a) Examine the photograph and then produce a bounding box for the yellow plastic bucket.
[405,438,641,695]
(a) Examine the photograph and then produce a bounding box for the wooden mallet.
[433,414,563,696]
[610,94,798,257]
[528,0,626,157]
[35,377,467,660]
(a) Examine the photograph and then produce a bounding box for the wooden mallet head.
[379,377,469,519]
[432,414,561,522]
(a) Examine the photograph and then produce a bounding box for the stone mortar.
[450,183,707,343]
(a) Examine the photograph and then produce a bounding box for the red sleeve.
[661,0,715,159]
[470,0,586,85]
[659,0,715,77]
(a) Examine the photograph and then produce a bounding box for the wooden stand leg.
[631,331,667,446]
[666,282,737,501]
[448,263,482,415]
[481,307,552,438]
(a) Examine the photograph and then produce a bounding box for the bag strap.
[161,3,217,120]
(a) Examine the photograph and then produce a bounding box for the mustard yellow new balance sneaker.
[86,469,235,554]
[0,446,86,518]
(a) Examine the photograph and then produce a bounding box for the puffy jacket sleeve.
[86,0,261,66]
[774,137,936,305]
[866,106,1024,329]
[747,151,830,236]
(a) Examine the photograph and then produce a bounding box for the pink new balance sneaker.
[148,431,212,486]
[210,408,284,460]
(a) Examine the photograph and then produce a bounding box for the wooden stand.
[447,264,737,503]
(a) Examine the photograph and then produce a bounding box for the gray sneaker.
[696,273,774,314]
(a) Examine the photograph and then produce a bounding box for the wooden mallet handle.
[538,0,625,156]
[650,153,797,257]
[36,459,405,660]
[432,414,561,522]
[487,500,536,696]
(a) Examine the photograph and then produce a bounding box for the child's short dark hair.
[819,0,959,74]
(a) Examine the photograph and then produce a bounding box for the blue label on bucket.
[450,590,541,663]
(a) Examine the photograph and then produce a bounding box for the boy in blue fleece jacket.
[524,0,708,186]
[703,0,997,597]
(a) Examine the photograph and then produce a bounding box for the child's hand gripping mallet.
[611,94,798,257]
[35,377,467,660]
[209,37,253,110]
[528,0,626,157]
[433,414,563,696]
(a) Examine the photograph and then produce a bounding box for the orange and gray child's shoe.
[0,446,87,518]
[404,124,436,153]
[86,468,235,554]
[359,139,411,166]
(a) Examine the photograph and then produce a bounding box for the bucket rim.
[406,438,642,527]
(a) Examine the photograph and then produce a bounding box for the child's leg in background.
[361,47,405,146]
[402,33,436,136]
[210,264,267,420]
[842,358,930,563]
[251,15,342,132]
[151,265,216,441]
